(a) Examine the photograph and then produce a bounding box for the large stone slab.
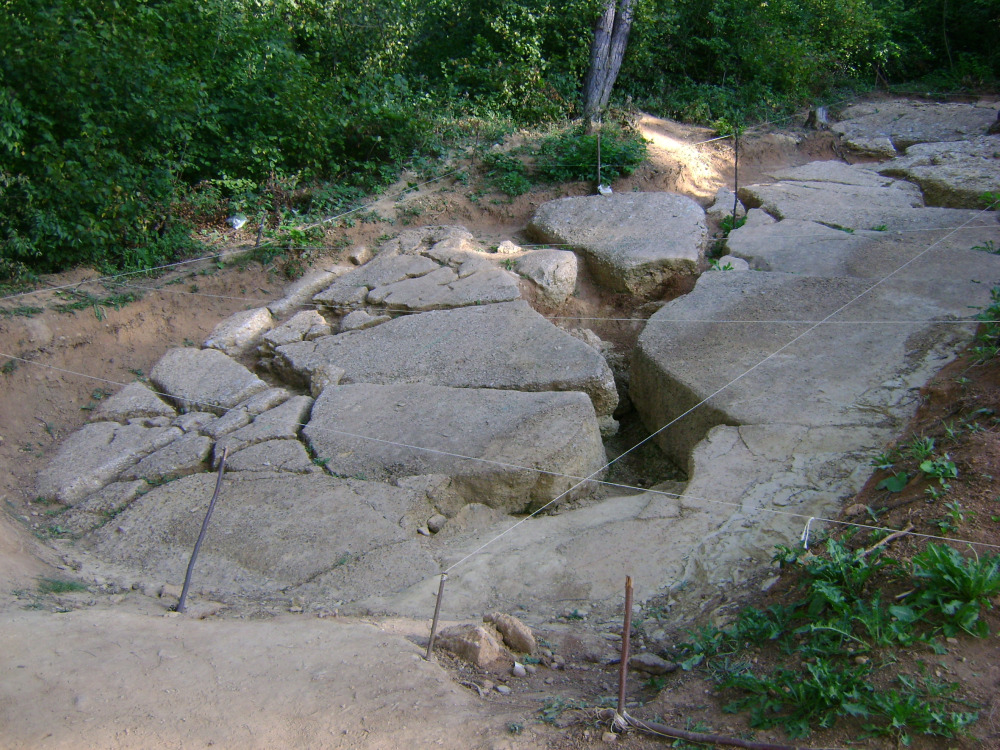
[727,217,1000,278]
[738,160,997,232]
[831,99,1000,156]
[84,473,436,598]
[527,193,707,296]
[90,382,176,422]
[203,307,274,355]
[36,422,182,503]
[630,270,988,464]
[312,226,520,313]
[274,300,618,417]
[879,137,1000,208]
[267,265,349,317]
[214,395,314,461]
[303,384,606,513]
[121,433,213,481]
[150,348,269,414]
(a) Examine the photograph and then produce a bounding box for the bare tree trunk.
[582,0,635,131]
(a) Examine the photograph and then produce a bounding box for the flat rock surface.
[739,159,997,232]
[630,270,991,463]
[203,307,274,355]
[36,422,181,503]
[727,218,1000,278]
[515,249,578,306]
[121,433,212,481]
[832,98,1000,155]
[303,383,606,513]
[313,226,520,312]
[150,347,269,414]
[275,300,618,417]
[214,395,313,460]
[90,382,175,422]
[527,193,707,296]
[85,473,433,597]
[225,439,316,473]
[879,137,1000,208]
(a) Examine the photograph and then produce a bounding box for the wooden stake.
[424,573,448,660]
[177,446,228,613]
[617,575,634,719]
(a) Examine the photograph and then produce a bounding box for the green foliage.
[37,576,88,594]
[535,124,647,183]
[973,286,1000,362]
[673,540,994,741]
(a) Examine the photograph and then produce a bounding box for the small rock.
[348,246,372,265]
[602,731,618,742]
[436,623,505,667]
[495,684,511,695]
[427,513,448,533]
[496,240,521,255]
[628,652,677,676]
[511,662,527,678]
[484,611,536,654]
[854,656,869,665]
[544,677,555,685]
[417,526,431,537]
[524,663,537,675]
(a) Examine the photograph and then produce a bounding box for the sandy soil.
[4,110,990,749]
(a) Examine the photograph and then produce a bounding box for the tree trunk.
[582,0,636,131]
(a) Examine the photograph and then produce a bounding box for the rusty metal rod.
[424,573,448,660]
[176,446,228,613]
[617,575,634,718]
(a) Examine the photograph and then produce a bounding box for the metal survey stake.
[177,446,229,613]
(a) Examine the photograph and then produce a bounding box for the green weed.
[37,577,88,594]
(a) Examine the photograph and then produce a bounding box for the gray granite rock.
[274,300,618,417]
[303,383,606,513]
[225,439,316,473]
[515,250,578,306]
[86,473,436,598]
[215,396,314,462]
[831,99,1000,155]
[268,266,350,317]
[528,193,707,296]
[36,422,182,503]
[91,382,176,422]
[121,433,213,481]
[340,310,391,331]
[150,348,269,414]
[204,308,274,355]
[260,310,329,352]
[879,137,1000,208]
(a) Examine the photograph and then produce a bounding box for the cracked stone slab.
[150,348,269,414]
[57,480,148,535]
[225,439,317,473]
[84,473,433,597]
[727,217,1000,279]
[313,226,520,313]
[831,99,1000,156]
[267,265,350,317]
[738,160,997,232]
[203,308,274,355]
[121,433,213,481]
[527,192,707,296]
[90,382,176,422]
[630,270,988,464]
[303,383,606,513]
[259,310,329,353]
[36,422,182,503]
[274,300,618,417]
[879,137,1000,208]
[214,395,314,462]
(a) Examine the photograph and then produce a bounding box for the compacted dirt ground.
[2,108,998,749]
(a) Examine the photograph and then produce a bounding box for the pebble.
[602,731,618,742]
[511,662,527,678]
[544,677,555,685]
[524,663,537,675]
[495,684,511,695]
